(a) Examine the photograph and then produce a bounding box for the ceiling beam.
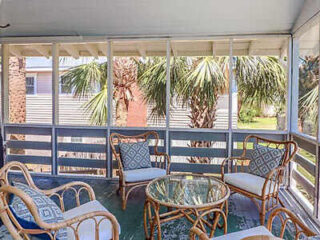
[171,42,178,57]
[85,43,99,59]
[137,44,146,57]
[62,44,80,59]
[212,41,216,57]
[279,40,287,59]
[248,41,254,56]
[97,43,107,56]
[9,45,22,57]
[34,45,50,58]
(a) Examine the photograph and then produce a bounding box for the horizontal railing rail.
[2,124,296,178]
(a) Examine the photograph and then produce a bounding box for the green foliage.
[235,56,286,109]
[61,61,108,125]
[239,108,257,123]
[179,57,227,109]
[298,56,319,123]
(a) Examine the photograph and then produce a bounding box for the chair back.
[110,131,160,171]
[241,135,298,168]
[267,207,316,239]
[0,161,38,190]
[0,162,42,240]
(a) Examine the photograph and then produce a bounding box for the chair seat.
[124,167,166,182]
[63,200,120,240]
[224,173,275,196]
[211,226,273,240]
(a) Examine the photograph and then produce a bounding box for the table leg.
[143,198,162,240]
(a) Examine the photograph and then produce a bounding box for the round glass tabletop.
[146,174,230,208]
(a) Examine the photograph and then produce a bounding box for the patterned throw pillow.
[248,143,285,178]
[119,141,152,170]
[9,182,67,240]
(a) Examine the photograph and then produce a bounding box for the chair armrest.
[261,166,286,197]
[154,152,171,174]
[0,185,119,240]
[41,181,96,212]
[221,156,250,181]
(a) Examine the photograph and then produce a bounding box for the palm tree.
[137,56,286,163]
[138,56,228,163]
[61,57,137,126]
[234,56,286,117]
[64,55,286,164]
[298,55,319,134]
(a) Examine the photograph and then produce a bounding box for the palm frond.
[82,87,108,126]
[61,61,107,98]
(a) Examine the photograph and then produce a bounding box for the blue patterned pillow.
[248,144,285,178]
[9,182,67,240]
[119,141,152,170]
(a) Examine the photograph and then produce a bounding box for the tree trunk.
[113,57,137,127]
[115,98,128,127]
[188,91,219,164]
[9,57,26,154]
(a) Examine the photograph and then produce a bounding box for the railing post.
[51,43,59,175]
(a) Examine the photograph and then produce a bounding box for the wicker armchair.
[221,135,298,225]
[0,161,120,240]
[110,131,170,210]
[190,207,316,240]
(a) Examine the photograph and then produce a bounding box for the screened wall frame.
[1,33,319,221]
[289,13,320,220]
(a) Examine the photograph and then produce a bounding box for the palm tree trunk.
[9,57,26,154]
[115,97,128,126]
[188,91,218,164]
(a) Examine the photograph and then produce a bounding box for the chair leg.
[260,200,266,225]
[121,186,127,210]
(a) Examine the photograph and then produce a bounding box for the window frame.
[25,73,37,95]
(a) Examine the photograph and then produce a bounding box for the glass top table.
[146,174,230,209]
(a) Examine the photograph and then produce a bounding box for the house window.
[26,74,36,95]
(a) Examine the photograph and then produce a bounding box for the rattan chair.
[110,131,170,210]
[0,161,120,240]
[190,207,316,240]
[221,135,298,225]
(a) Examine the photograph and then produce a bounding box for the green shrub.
[239,108,256,123]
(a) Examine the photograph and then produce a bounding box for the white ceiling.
[0,0,305,38]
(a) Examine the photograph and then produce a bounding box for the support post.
[315,28,320,218]
[228,39,233,160]
[165,40,171,158]
[107,41,113,178]
[290,38,299,133]
[1,44,9,164]
[285,37,293,188]
[1,44,9,125]
[52,43,59,175]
